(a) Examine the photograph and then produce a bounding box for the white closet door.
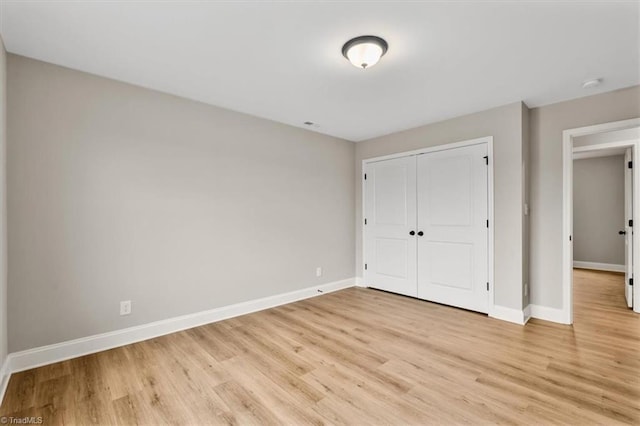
[416,143,489,313]
[364,156,417,297]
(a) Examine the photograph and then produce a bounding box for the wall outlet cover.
[120,300,132,316]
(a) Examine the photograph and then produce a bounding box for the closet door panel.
[364,156,417,297]
[417,144,489,313]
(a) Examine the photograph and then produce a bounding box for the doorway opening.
[563,118,640,324]
[573,143,631,319]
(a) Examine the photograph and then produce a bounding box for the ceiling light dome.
[582,78,602,89]
[342,35,388,69]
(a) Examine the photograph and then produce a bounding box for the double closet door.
[364,143,490,314]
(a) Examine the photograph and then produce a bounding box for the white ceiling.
[1,1,638,142]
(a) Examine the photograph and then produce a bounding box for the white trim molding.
[0,357,10,406]
[573,261,625,273]
[5,278,356,376]
[489,305,528,325]
[362,136,493,164]
[523,304,532,324]
[530,304,569,324]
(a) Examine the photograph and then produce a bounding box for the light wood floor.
[2,269,639,425]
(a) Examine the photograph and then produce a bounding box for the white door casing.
[416,143,489,313]
[364,156,418,297]
[635,143,640,313]
[625,148,634,308]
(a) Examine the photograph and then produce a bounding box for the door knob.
[417,231,424,236]
[619,230,627,235]
[409,231,415,236]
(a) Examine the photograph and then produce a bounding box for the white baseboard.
[523,304,532,324]
[0,357,11,405]
[355,277,366,287]
[573,261,625,273]
[489,305,527,325]
[530,304,570,324]
[6,277,356,375]
[0,356,9,407]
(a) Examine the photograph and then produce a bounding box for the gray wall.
[0,38,7,367]
[573,155,625,265]
[355,102,528,311]
[6,53,639,353]
[530,86,640,309]
[7,54,355,352]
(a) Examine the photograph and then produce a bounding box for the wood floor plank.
[213,380,280,426]
[221,355,326,426]
[1,268,639,424]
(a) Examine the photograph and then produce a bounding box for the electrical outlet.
[120,300,132,316]
[316,267,323,277]
[524,283,529,297]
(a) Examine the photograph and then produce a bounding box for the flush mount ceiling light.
[582,78,602,89]
[342,35,388,69]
